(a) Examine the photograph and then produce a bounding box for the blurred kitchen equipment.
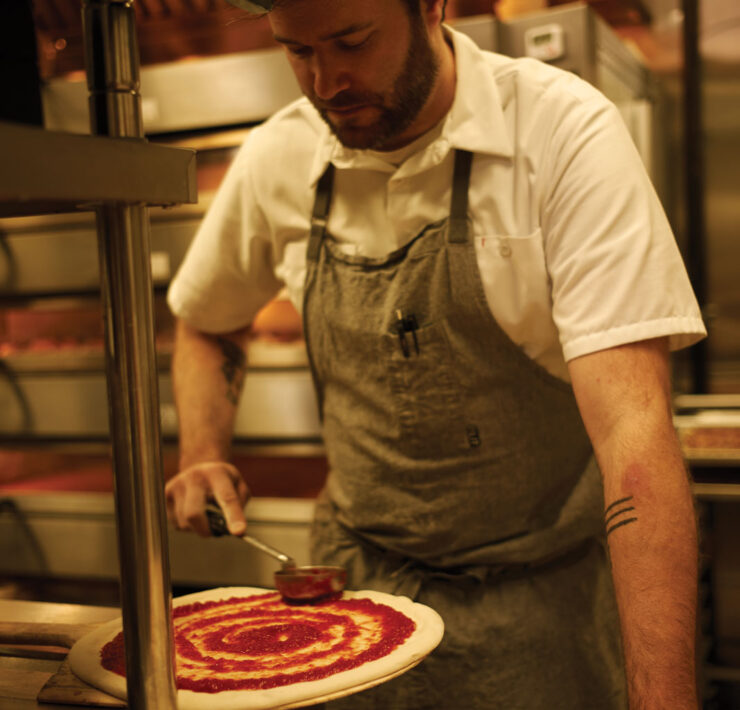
[205,503,346,601]
[499,3,667,202]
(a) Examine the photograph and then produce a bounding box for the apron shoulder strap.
[448,150,473,245]
[307,164,335,262]
[308,150,471,257]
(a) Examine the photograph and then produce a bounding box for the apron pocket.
[385,320,474,458]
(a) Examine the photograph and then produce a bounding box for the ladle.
[205,504,347,601]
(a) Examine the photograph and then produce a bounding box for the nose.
[311,54,350,101]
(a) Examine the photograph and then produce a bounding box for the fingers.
[211,468,248,537]
[165,462,250,537]
[181,481,210,537]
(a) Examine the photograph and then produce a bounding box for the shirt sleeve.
[537,82,706,361]
[167,130,284,334]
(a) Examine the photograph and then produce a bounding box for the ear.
[421,0,447,26]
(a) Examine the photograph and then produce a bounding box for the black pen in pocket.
[395,309,419,358]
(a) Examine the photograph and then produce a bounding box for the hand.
[165,461,250,537]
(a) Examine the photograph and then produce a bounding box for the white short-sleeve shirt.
[168,26,705,381]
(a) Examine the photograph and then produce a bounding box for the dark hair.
[269,0,447,21]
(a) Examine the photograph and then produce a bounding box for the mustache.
[315,91,382,111]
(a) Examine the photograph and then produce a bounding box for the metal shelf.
[693,483,740,501]
[705,664,740,683]
[0,121,196,218]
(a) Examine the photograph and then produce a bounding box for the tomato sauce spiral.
[100,592,416,693]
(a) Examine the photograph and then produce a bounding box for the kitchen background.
[0,0,738,707]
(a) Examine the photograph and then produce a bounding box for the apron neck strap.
[448,149,473,244]
[307,149,474,259]
[307,164,335,262]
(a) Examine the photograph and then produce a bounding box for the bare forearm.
[569,339,699,709]
[599,419,698,709]
[171,319,250,472]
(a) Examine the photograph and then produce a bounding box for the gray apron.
[302,150,627,709]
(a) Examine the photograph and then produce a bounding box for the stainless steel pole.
[682,0,708,393]
[81,1,177,708]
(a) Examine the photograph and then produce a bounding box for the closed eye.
[286,44,312,58]
[336,33,373,51]
[280,28,375,58]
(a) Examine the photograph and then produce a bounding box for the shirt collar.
[308,23,514,186]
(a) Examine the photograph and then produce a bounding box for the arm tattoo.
[604,495,638,537]
[217,337,246,406]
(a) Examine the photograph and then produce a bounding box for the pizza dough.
[68,586,444,710]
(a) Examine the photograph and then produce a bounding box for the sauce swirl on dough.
[101,592,416,693]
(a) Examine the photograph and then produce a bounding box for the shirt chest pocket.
[474,228,553,340]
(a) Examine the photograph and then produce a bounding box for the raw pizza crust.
[68,586,444,710]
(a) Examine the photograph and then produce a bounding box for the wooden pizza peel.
[0,620,125,706]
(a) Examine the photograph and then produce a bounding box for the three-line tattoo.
[604,495,638,537]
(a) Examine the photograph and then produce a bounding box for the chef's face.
[269,0,440,150]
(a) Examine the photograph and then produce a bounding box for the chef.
[164,0,706,707]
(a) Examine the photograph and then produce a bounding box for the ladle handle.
[205,504,296,570]
[240,533,296,569]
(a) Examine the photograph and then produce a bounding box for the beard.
[311,17,440,150]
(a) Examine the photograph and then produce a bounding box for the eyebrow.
[274,21,373,45]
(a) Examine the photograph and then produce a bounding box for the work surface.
[0,599,119,709]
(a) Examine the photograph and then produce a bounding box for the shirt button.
[498,240,512,257]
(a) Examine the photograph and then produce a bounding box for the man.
[164,0,706,707]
